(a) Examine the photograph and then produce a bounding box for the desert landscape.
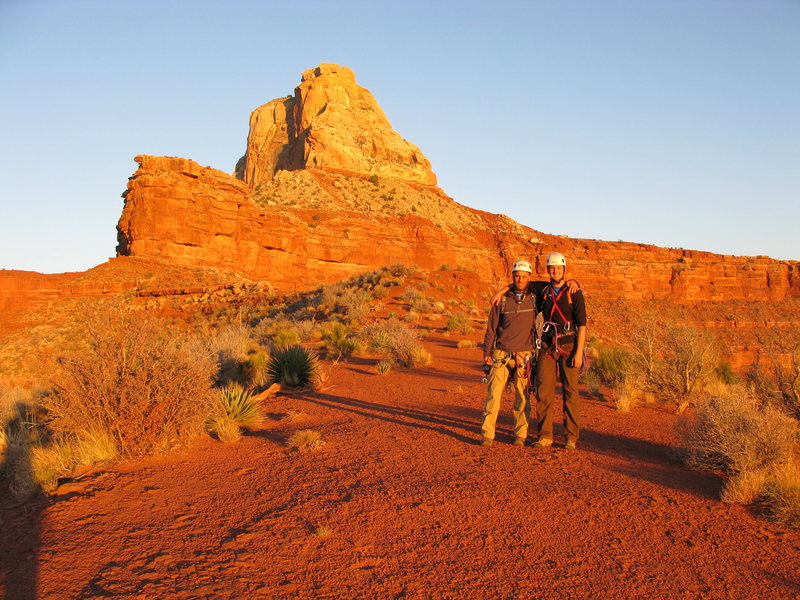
[1,63,799,599]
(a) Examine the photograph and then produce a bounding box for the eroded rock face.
[235,63,436,187]
[117,155,800,303]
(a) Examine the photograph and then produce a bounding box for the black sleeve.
[572,290,587,327]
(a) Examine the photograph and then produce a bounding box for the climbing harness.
[541,284,587,373]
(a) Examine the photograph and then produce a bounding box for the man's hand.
[489,286,509,306]
[484,355,493,366]
[566,279,580,294]
[569,352,583,369]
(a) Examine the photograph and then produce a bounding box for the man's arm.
[569,290,588,368]
[490,279,581,307]
[483,305,501,365]
[571,326,586,369]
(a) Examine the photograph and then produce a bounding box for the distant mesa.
[234,63,437,187]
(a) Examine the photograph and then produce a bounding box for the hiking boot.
[564,440,577,451]
[533,438,553,448]
[481,438,493,447]
[513,437,526,446]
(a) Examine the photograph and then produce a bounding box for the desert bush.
[632,317,718,413]
[410,298,434,314]
[47,312,216,457]
[757,475,800,530]
[287,429,324,452]
[266,345,319,388]
[748,330,800,419]
[715,361,738,385]
[399,289,424,302]
[371,286,387,299]
[677,386,798,506]
[358,318,423,368]
[320,322,360,360]
[457,340,478,349]
[321,284,371,323]
[590,344,632,389]
[446,312,473,335]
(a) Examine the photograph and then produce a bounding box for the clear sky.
[1,0,798,273]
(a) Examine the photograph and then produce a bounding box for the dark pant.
[535,348,581,442]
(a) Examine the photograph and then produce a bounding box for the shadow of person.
[0,406,44,600]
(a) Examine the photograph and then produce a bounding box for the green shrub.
[446,312,473,335]
[267,345,319,388]
[715,361,738,385]
[320,322,360,360]
[590,344,632,390]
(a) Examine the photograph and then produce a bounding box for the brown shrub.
[47,312,216,457]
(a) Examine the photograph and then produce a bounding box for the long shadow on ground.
[291,391,480,444]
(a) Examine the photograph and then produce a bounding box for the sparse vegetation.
[320,322,360,360]
[358,318,425,368]
[47,312,216,457]
[457,340,478,349]
[287,429,324,453]
[677,387,799,519]
[446,312,473,335]
[267,345,319,388]
[206,383,264,442]
[375,360,392,375]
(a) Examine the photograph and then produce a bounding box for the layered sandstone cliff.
[235,63,436,187]
[116,154,799,302]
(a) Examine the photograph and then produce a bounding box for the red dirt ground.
[2,334,799,600]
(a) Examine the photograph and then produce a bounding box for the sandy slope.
[2,336,799,600]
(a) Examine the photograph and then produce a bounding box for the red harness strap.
[547,285,571,326]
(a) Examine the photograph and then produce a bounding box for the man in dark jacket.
[480,260,537,447]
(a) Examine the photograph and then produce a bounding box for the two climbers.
[483,252,587,450]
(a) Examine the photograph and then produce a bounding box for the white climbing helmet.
[546,252,567,267]
[512,260,532,274]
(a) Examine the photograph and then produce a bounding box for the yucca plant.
[267,345,319,388]
[375,359,393,376]
[206,383,264,442]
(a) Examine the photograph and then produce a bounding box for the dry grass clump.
[358,318,425,368]
[411,346,433,367]
[47,312,216,457]
[678,386,800,525]
[313,525,333,538]
[457,340,478,349]
[206,383,265,443]
[287,429,324,453]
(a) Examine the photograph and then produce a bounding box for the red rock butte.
[114,63,799,302]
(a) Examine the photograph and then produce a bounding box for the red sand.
[2,335,799,599]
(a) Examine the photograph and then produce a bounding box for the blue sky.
[1,0,798,273]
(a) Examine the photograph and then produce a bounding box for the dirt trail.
[2,336,799,599]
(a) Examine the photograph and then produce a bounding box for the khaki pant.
[535,347,581,442]
[481,349,531,441]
